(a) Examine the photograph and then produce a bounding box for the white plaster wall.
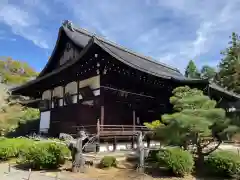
[79,75,100,90]
[79,75,100,99]
[39,111,51,133]
[42,90,51,100]
[53,86,64,106]
[65,81,78,103]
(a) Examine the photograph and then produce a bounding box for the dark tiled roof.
[209,82,240,99]
[63,24,185,79]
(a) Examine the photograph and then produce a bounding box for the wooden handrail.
[69,124,149,137]
[72,125,148,128]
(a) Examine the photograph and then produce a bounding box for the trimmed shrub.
[205,150,240,177]
[99,156,117,168]
[157,147,194,177]
[18,142,69,169]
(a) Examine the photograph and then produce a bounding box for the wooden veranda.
[70,120,151,139]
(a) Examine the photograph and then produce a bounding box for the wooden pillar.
[77,80,80,103]
[101,106,104,131]
[96,119,100,153]
[50,89,53,109]
[113,136,117,151]
[133,110,136,131]
[63,85,65,106]
[146,135,150,148]
[131,136,134,149]
[132,110,136,149]
[48,90,53,136]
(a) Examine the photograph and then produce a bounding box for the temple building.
[12,20,240,140]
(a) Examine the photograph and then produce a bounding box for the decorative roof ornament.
[62,20,75,32]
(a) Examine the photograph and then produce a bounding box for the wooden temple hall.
[12,20,240,141]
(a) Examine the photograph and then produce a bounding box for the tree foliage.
[200,65,216,80]
[217,32,240,93]
[0,84,39,136]
[144,86,240,165]
[184,60,200,79]
[0,57,38,85]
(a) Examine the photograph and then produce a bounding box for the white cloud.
[0,1,50,49]
[0,37,16,41]
[1,0,240,72]
[54,0,240,72]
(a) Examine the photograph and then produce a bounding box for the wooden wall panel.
[49,103,100,136]
[104,101,133,126]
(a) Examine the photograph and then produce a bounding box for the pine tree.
[184,60,200,79]
[144,86,239,166]
[217,32,240,93]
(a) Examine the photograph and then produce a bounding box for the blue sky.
[0,0,240,73]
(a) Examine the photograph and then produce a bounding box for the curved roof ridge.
[71,24,180,73]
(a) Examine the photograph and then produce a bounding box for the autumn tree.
[0,57,38,85]
[144,86,239,166]
[184,60,200,79]
[0,84,39,136]
[217,32,240,93]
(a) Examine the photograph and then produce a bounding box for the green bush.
[0,138,70,169]
[157,147,194,177]
[0,138,34,160]
[18,142,68,169]
[100,156,117,168]
[146,149,159,162]
[205,150,240,177]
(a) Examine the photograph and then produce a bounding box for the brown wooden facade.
[12,21,240,138]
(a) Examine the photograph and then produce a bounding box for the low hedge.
[157,147,194,177]
[99,156,117,168]
[17,142,69,169]
[0,138,71,170]
[0,137,34,160]
[205,150,240,177]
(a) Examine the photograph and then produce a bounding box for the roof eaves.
[11,37,95,93]
[93,37,173,79]
[209,83,240,100]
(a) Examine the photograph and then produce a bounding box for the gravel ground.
[0,163,96,180]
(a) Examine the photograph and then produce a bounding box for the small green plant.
[205,150,240,177]
[99,156,117,168]
[157,147,194,177]
[146,149,159,162]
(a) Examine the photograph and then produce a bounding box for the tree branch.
[202,140,222,156]
[201,138,215,149]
